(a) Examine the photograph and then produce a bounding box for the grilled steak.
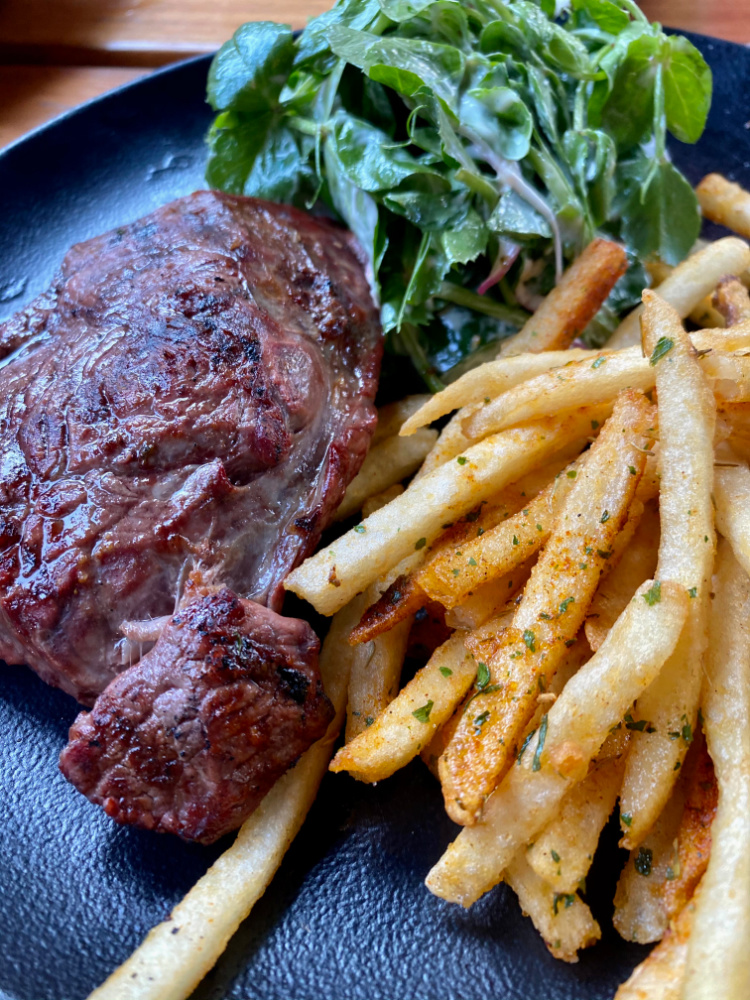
[0,191,381,840]
[59,587,331,844]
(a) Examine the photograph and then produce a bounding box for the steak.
[59,586,331,844]
[0,191,382,840]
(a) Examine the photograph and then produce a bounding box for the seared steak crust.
[0,192,381,705]
[59,588,333,844]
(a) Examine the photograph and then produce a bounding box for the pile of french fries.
[87,173,750,1000]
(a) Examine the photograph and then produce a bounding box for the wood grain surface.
[1,0,747,149]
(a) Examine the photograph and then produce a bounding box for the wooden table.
[1,1,747,150]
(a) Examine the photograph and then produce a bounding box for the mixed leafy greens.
[206,0,712,389]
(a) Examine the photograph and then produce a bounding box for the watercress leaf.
[562,127,616,226]
[571,0,630,35]
[480,19,529,60]
[460,87,533,160]
[327,25,380,70]
[383,181,465,229]
[365,35,466,106]
[597,31,661,149]
[663,35,712,144]
[378,0,437,21]
[324,137,381,275]
[618,155,700,264]
[488,189,552,238]
[294,0,381,70]
[439,208,489,265]
[526,66,560,147]
[328,114,445,191]
[206,111,274,193]
[428,1,472,51]
[240,124,309,202]
[208,22,295,114]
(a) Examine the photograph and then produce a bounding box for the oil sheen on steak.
[0,191,381,841]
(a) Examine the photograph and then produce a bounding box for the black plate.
[0,33,749,1000]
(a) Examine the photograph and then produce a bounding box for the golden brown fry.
[362,483,404,518]
[444,562,533,630]
[345,612,411,743]
[372,394,432,444]
[526,728,629,894]
[691,322,750,352]
[464,346,652,441]
[425,579,689,907]
[683,539,750,1000]
[585,503,659,651]
[713,275,750,326]
[499,238,628,356]
[438,391,654,825]
[714,460,750,579]
[330,634,478,783]
[350,573,427,645]
[619,292,716,849]
[609,238,750,348]
[417,455,584,609]
[335,427,437,521]
[504,854,601,963]
[399,350,593,436]
[662,736,716,923]
[85,596,359,1000]
[286,406,608,616]
[696,173,750,238]
[614,893,696,1000]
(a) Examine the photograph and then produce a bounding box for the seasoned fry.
[335,427,437,521]
[438,392,653,825]
[330,634,478,783]
[614,894,696,1000]
[608,237,750,348]
[713,461,750,578]
[619,292,716,848]
[614,764,689,943]
[526,728,629,894]
[345,610,411,743]
[425,579,688,907]
[444,563,533,630]
[499,238,628,356]
[86,596,359,1000]
[464,346,651,441]
[661,736,717,923]
[416,406,478,477]
[417,456,583,609]
[372,394,431,444]
[585,503,659,651]
[682,539,750,1000]
[285,406,608,616]
[399,350,593,436]
[504,854,601,962]
[696,173,750,238]
[691,323,750,352]
[713,275,750,326]
[362,483,404,518]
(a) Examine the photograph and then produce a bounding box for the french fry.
[399,349,593,436]
[608,238,750,348]
[696,173,750,238]
[416,406,478,477]
[362,483,404,518]
[438,391,653,825]
[585,503,659,651]
[417,455,584,609]
[285,406,609,616]
[425,579,688,907]
[614,760,690,944]
[372,394,431,444]
[345,611,411,743]
[444,562,533,630]
[691,323,750,352]
[713,275,750,326]
[713,461,750,578]
[86,596,359,1000]
[498,238,628,356]
[614,894,696,1000]
[330,634,478,783]
[682,539,750,1000]
[526,728,629,894]
[335,427,437,521]
[464,346,651,441]
[504,854,601,963]
[619,292,716,848]
[661,736,717,923]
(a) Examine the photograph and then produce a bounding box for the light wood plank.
[0,67,146,149]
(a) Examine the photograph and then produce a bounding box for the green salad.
[205,0,712,389]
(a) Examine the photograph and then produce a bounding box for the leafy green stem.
[439,283,530,326]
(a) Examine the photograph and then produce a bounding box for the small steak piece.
[0,191,381,705]
[59,588,333,844]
